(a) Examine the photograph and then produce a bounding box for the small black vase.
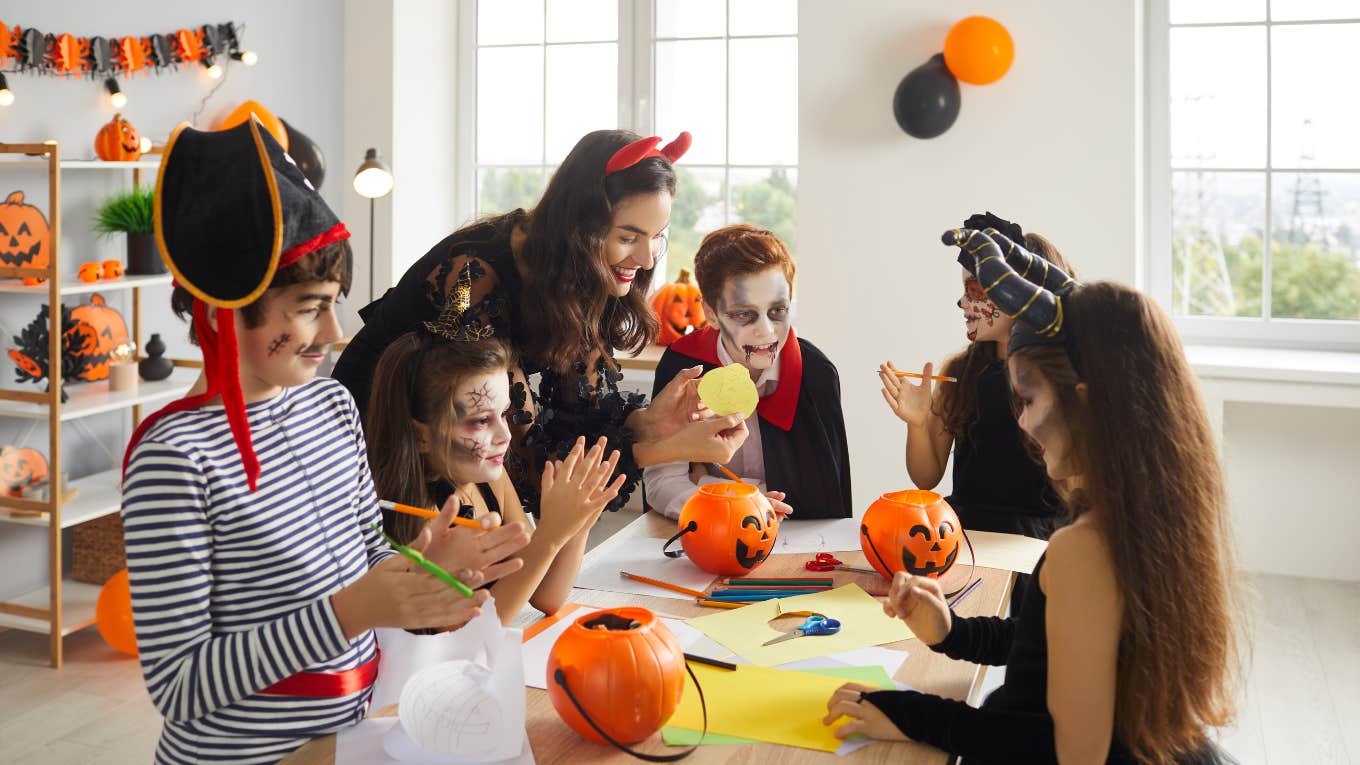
[127,232,166,275]
[138,333,173,381]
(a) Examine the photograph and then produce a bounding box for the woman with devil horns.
[334,130,748,518]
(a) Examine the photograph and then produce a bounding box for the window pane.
[1169,0,1265,23]
[1171,171,1266,317]
[666,166,726,281]
[1170,27,1266,168]
[478,46,545,164]
[547,0,617,42]
[479,167,546,215]
[479,0,544,45]
[729,0,797,36]
[1271,0,1360,21]
[1271,24,1360,169]
[729,37,797,165]
[656,0,726,38]
[546,43,618,162]
[730,167,798,252]
[1269,172,1360,320]
[655,40,727,164]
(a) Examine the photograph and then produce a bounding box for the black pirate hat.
[122,118,349,492]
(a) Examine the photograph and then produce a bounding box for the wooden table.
[283,513,1013,765]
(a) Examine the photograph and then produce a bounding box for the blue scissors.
[761,614,842,646]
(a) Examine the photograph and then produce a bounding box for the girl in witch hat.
[120,119,529,765]
[827,228,1242,765]
[333,130,749,520]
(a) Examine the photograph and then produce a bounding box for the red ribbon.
[259,651,380,697]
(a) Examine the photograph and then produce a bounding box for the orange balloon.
[215,100,289,152]
[96,569,138,657]
[943,16,1014,86]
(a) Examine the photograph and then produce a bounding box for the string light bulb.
[104,77,126,108]
[0,73,13,107]
[201,59,223,79]
[139,136,152,154]
[232,50,258,66]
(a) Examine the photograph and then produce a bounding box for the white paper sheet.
[336,718,534,765]
[774,645,910,679]
[573,545,717,600]
[770,517,864,554]
[965,530,1048,574]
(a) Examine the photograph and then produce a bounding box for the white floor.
[2,516,1355,764]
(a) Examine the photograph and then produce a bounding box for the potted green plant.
[93,187,162,275]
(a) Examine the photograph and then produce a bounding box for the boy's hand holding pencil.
[414,494,530,586]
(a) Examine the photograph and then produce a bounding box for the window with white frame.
[466,0,798,283]
[1151,0,1360,348]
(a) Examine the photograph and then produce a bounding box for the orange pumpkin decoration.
[94,113,143,162]
[215,100,289,152]
[101,260,125,279]
[665,481,779,575]
[78,262,103,283]
[66,294,129,381]
[651,268,707,345]
[0,445,48,497]
[96,569,138,657]
[0,191,51,283]
[547,607,684,746]
[861,490,964,580]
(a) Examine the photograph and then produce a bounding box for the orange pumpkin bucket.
[860,490,975,591]
[548,607,707,757]
[663,481,779,576]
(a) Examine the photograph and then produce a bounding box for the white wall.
[0,0,345,597]
[797,0,1142,511]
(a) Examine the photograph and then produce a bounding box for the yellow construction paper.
[666,662,857,752]
[686,584,914,666]
[697,363,759,418]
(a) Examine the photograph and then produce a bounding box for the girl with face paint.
[835,254,1242,765]
[644,224,854,521]
[366,332,625,624]
[879,214,1077,570]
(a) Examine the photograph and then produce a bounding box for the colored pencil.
[726,577,834,585]
[379,499,484,530]
[712,463,744,483]
[948,578,982,609]
[620,571,709,599]
[697,598,752,609]
[706,592,806,601]
[372,524,474,598]
[715,584,831,591]
[711,590,826,599]
[685,653,738,670]
[882,370,958,383]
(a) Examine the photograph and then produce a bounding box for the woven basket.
[72,513,126,585]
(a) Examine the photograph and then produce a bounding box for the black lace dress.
[331,211,648,514]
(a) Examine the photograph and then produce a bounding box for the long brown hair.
[366,331,513,543]
[1012,282,1240,762]
[936,233,1075,441]
[515,129,672,373]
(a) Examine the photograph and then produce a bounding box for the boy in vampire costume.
[644,224,852,519]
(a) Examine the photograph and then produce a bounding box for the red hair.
[693,224,797,304]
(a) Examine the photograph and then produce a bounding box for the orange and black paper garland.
[0,20,248,79]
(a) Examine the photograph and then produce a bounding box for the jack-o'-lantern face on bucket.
[736,506,778,569]
[902,517,960,576]
[673,481,781,576]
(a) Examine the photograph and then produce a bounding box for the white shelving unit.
[0,142,190,666]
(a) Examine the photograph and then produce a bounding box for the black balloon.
[892,53,961,139]
[281,119,326,190]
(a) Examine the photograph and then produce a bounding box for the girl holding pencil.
[828,228,1240,764]
[879,214,1076,540]
[366,329,626,624]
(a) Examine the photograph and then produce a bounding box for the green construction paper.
[660,664,895,747]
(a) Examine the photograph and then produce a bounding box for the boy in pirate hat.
[120,119,528,765]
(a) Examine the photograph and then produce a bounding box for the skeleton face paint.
[427,371,513,485]
[1007,355,1077,482]
[706,268,792,373]
[958,268,1008,343]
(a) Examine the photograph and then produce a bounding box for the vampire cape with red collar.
[651,326,853,519]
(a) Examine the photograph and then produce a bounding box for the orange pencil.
[378,499,484,530]
[881,370,958,383]
[621,571,709,599]
[713,463,744,483]
[696,598,750,609]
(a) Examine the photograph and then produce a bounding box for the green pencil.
[373,523,475,598]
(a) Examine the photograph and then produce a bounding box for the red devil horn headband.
[605,131,692,176]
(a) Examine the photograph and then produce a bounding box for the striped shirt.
[121,377,394,764]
